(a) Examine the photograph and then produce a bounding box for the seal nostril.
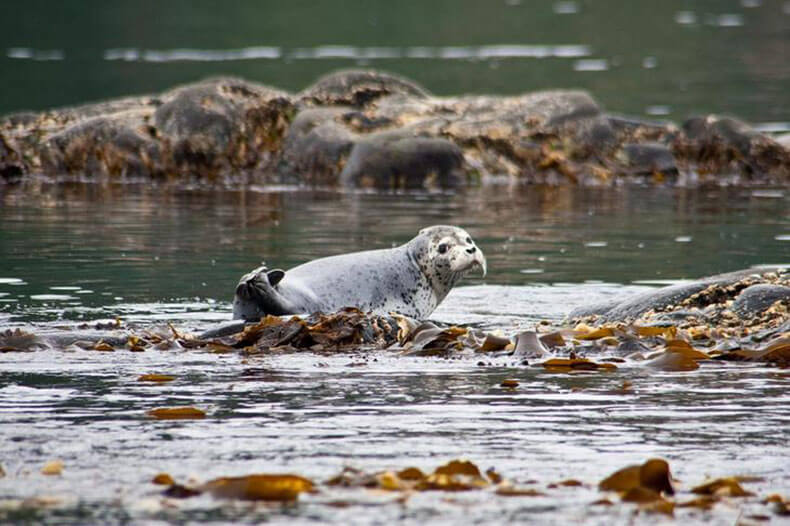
[466,246,476,254]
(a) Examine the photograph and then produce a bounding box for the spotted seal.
[232,225,486,321]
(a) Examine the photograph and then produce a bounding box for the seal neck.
[405,237,464,306]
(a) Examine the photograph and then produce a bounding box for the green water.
[2,0,789,127]
[1,184,788,324]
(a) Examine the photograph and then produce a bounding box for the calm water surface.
[0,183,789,524]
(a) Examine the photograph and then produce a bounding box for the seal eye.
[437,243,449,254]
[465,236,472,244]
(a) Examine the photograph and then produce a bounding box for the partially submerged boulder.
[730,284,790,318]
[568,267,789,333]
[277,107,356,184]
[675,115,790,182]
[340,131,465,189]
[616,142,678,176]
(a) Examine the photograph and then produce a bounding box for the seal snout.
[462,233,486,277]
[474,249,487,277]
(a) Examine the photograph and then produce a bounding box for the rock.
[616,142,677,175]
[0,111,39,128]
[0,134,24,180]
[731,284,790,318]
[197,320,248,339]
[675,115,790,180]
[154,77,293,175]
[2,69,788,185]
[49,95,159,124]
[40,113,162,177]
[426,90,619,181]
[277,108,356,184]
[568,267,787,323]
[299,69,430,107]
[339,130,465,189]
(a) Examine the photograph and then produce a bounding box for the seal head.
[407,225,486,308]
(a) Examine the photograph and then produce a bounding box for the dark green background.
[1,0,788,124]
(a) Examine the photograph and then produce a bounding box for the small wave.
[7,48,64,61]
[97,44,590,63]
[705,13,744,27]
[105,46,281,62]
[645,105,671,116]
[30,294,76,301]
[553,1,579,15]
[675,11,697,25]
[573,58,608,71]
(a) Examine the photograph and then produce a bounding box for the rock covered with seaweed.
[2,70,788,187]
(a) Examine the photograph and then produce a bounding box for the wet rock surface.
[2,70,789,187]
[568,267,789,341]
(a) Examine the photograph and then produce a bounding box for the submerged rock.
[2,70,788,186]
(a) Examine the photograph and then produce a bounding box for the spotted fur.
[232,225,486,320]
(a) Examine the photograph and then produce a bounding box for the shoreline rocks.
[2,70,788,187]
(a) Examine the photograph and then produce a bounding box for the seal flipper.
[267,269,285,286]
[233,266,294,320]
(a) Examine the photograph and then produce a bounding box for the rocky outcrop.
[2,69,788,187]
[1,77,292,180]
[567,267,789,336]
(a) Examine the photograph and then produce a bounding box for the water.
[1,0,789,128]
[1,183,788,324]
[1,351,788,524]
[1,183,789,523]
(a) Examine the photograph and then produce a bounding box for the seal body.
[232,225,486,321]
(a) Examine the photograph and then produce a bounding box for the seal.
[232,225,486,321]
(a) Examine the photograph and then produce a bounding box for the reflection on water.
[1,183,788,522]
